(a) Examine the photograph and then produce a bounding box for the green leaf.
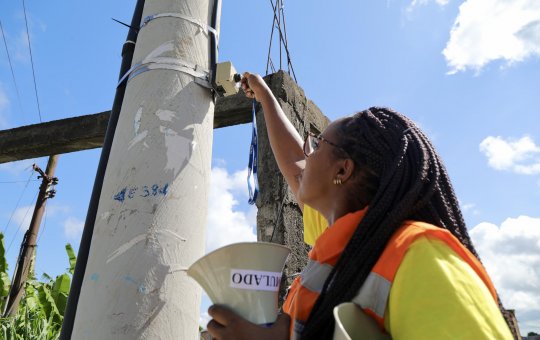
[0,234,10,308]
[41,273,52,282]
[0,234,8,273]
[65,244,76,275]
[37,284,60,322]
[51,274,70,316]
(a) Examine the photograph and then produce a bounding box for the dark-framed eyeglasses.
[303,132,348,157]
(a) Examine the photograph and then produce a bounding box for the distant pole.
[3,155,59,317]
[70,0,220,339]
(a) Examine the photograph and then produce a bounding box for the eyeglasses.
[303,132,349,157]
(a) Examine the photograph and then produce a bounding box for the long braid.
[300,107,506,339]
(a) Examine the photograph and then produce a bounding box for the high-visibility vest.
[282,211,499,339]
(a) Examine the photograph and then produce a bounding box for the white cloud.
[0,86,9,111]
[4,202,71,234]
[443,0,540,74]
[12,205,34,231]
[0,85,10,128]
[63,217,84,240]
[460,202,480,215]
[479,135,540,175]
[199,311,211,330]
[206,167,257,253]
[470,216,540,333]
[45,204,71,217]
[11,29,31,63]
[407,0,449,12]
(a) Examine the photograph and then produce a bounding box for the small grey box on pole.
[71,1,220,338]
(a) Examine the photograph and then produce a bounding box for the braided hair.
[300,107,509,339]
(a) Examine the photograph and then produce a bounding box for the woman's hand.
[206,304,291,340]
[240,72,272,102]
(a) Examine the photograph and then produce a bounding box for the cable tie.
[140,13,218,40]
[117,56,210,88]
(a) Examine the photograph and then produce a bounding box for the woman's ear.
[338,158,356,183]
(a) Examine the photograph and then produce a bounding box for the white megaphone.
[187,242,290,325]
[333,303,391,340]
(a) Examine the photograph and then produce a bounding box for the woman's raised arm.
[241,72,305,208]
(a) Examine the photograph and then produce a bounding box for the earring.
[333,177,342,185]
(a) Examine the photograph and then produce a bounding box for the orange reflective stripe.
[283,209,368,339]
[283,276,321,336]
[372,222,498,300]
[359,221,500,330]
[284,211,499,339]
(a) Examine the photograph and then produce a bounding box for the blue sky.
[1,0,539,334]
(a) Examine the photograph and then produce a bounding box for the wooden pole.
[70,0,221,338]
[3,155,59,317]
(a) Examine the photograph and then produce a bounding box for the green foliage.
[0,234,10,308]
[0,237,75,339]
[65,245,76,275]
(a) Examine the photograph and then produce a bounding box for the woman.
[206,73,513,339]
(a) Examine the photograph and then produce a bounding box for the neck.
[320,193,364,225]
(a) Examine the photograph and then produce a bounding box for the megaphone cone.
[188,242,290,325]
[333,302,391,340]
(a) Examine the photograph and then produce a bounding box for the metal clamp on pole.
[213,61,241,97]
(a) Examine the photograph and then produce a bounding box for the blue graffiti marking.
[128,187,138,199]
[90,273,99,282]
[113,188,127,202]
[114,183,169,202]
[141,186,150,197]
[159,183,169,195]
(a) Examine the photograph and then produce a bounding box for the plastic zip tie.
[117,57,209,87]
[141,13,218,39]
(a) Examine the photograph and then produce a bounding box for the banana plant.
[0,235,76,339]
[0,234,10,312]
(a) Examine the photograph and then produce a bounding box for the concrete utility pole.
[71,0,220,338]
[3,155,59,317]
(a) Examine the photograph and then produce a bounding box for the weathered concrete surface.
[255,71,330,303]
[0,93,252,164]
[0,70,331,308]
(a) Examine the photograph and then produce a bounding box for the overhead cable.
[22,0,43,122]
[0,20,25,118]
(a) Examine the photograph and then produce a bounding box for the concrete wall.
[256,71,330,303]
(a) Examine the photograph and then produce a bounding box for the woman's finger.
[208,304,240,326]
[206,319,226,339]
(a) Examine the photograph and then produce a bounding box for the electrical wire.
[266,0,297,82]
[265,6,276,75]
[0,19,25,117]
[2,171,35,235]
[279,2,295,78]
[0,179,40,184]
[6,190,38,254]
[277,0,282,69]
[22,0,43,123]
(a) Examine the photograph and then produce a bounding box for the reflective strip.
[300,259,333,293]
[352,272,391,318]
[292,320,304,340]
